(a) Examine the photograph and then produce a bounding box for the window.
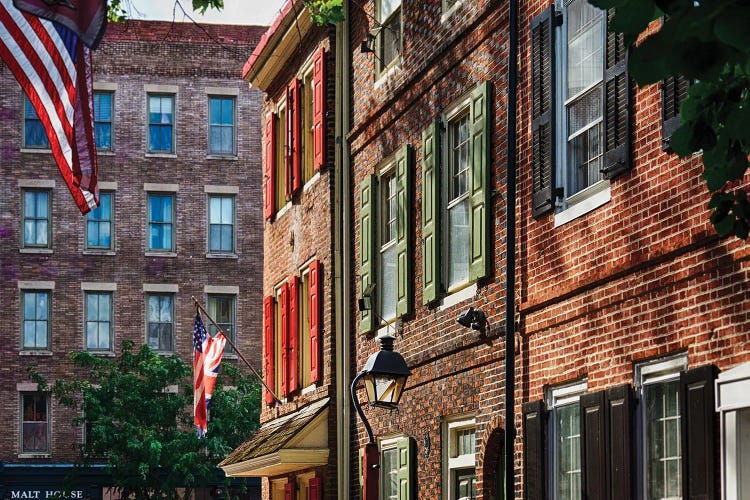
[147,193,174,252]
[445,417,477,500]
[86,191,113,250]
[548,381,587,500]
[302,67,315,183]
[146,293,174,352]
[23,95,49,149]
[22,290,50,350]
[636,355,687,500]
[530,3,630,220]
[85,292,112,351]
[207,294,235,354]
[94,91,113,151]
[148,94,175,153]
[421,82,491,305]
[21,393,49,453]
[208,96,235,155]
[298,268,312,388]
[376,0,402,74]
[208,195,235,254]
[22,189,50,249]
[359,146,413,333]
[379,436,415,500]
[275,102,287,212]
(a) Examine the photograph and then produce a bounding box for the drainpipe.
[334,2,352,499]
[504,0,518,495]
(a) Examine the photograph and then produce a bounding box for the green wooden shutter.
[359,174,376,333]
[397,436,415,500]
[422,121,440,305]
[530,6,556,218]
[601,8,632,179]
[469,81,491,282]
[396,144,413,317]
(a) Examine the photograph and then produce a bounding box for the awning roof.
[219,398,330,477]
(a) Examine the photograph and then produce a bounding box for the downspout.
[504,0,518,495]
[334,3,352,499]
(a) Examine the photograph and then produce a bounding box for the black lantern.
[361,335,410,408]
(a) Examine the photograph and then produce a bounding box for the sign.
[8,490,85,499]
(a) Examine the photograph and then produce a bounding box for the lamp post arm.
[350,370,375,444]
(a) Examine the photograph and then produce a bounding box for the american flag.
[193,313,226,437]
[0,0,99,214]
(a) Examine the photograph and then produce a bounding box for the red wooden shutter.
[264,113,276,220]
[280,282,289,396]
[284,482,294,500]
[309,259,322,384]
[288,275,300,393]
[288,79,302,194]
[263,296,274,405]
[312,47,326,171]
[285,86,293,200]
[308,477,322,500]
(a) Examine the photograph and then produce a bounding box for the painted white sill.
[83,250,116,256]
[97,150,115,156]
[20,248,53,254]
[206,154,238,161]
[441,0,464,22]
[301,384,317,395]
[206,252,238,259]
[374,60,402,89]
[303,172,321,192]
[145,251,177,258]
[439,283,478,311]
[275,201,293,219]
[20,148,52,154]
[90,351,116,357]
[18,453,51,459]
[19,350,53,356]
[554,182,611,227]
[145,152,177,159]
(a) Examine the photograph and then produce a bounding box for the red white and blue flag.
[0,0,99,214]
[193,313,227,437]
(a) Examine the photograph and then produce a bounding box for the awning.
[220,397,330,477]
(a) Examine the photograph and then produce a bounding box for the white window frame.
[206,193,236,255]
[375,0,403,76]
[716,361,750,500]
[635,353,688,500]
[207,94,237,156]
[380,434,402,500]
[547,379,587,500]
[377,157,398,324]
[552,0,611,227]
[443,416,477,500]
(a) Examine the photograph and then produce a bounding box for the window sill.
[275,201,292,219]
[83,250,116,256]
[145,152,177,158]
[18,453,51,459]
[440,0,464,22]
[206,252,238,259]
[206,154,238,161]
[20,248,52,254]
[89,351,116,357]
[553,182,611,228]
[223,352,238,360]
[97,150,115,156]
[374,60,402,89]
[19,350,53,356]
[376,321,400,338]
[302,172,321,192]
[145,251,177,258]
[301,384,317,395]
[20,148,51,154]
[157,351,176,356]
[439,283,477,311]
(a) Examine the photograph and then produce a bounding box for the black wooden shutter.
[530,6,556,218]
[522,400,546,500]
[680,364,718,500]
[606,384,634,500]
[601,8,632,180]
[580,391,607,500]
[662,75,689,150]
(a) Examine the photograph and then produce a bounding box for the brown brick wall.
[0,21,266,464]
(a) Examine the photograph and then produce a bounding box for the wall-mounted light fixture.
[457,307,488,332]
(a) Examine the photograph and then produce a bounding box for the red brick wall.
[0,21,266,464]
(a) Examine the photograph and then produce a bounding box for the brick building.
[0,19,266,497]
[219,2,339,499]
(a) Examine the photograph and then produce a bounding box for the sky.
[127,0,286,26]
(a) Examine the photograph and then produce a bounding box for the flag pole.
[191,296,282,405]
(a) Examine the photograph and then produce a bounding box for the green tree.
[589,0,750,239]
[31,340,260,499]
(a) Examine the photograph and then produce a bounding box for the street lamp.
[351,334,411,500]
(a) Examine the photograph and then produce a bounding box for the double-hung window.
[146,293,174,352]
[207,294,236,354]
[421,82,491,305]
[85,292,112,351]
[376,0,402,74]
[148,193,175,252]
[302,67,315,184]
[148,94,175,153]
[86,191,113,251]
[359,146,413,333]
[208,195,235,254]
[22,189,51,249]
[94,91,114,151]
[371,436,414,500]
[530,2,630,221]
[22,290,50,350]
[548,381,587,500]
[445,417,477,500]
[208,96,235,155]
[275,102,287,212]
[21,393,49,453]
[23,95,49,149]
